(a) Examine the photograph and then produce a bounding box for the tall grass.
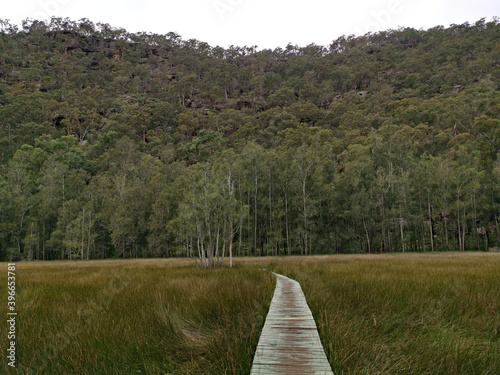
[0,259,274,375]
[1,253,497,374]
[262,253,500,375]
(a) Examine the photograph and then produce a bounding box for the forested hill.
[0,18,499,262]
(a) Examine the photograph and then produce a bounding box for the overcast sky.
[1,0,498,49]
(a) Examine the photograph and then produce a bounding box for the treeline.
[0,17,499,261]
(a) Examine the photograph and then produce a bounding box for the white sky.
[1,0,498,49]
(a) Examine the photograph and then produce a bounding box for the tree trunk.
[399,213,404,253]
[285,192,291,255]
[462,205,466,251]
[229,216,233,268]
[494,213,500,242]
[428,198,434,252]
[215,226,220,265]
[302,179,308,255]
[457,185,462,251]
[238,219,242,257]
[42,221,46,260]
[388,229,392,252]
[81,209,85,260]
[363,218,371,254]
[87,211,92,260]
[472,193,480,251]
[254,173,258,256]
[268,172,273,256]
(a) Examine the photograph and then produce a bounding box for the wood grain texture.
[250,273,334,375]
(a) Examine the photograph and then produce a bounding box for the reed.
[1,253,497,374]
[262,253,500,375]
[0,259,274,374]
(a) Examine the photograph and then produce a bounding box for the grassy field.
[0,259,274,375]
[1,253,498,374]
[258,253,500,375]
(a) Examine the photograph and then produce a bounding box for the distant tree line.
[0,17,499,262]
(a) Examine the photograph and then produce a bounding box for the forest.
[0,17,499,262]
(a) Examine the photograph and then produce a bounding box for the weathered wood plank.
[250,273,334,375]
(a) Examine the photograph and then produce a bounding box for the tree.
[1,17,499,261]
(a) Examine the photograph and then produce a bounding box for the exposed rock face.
[61,35,123,58]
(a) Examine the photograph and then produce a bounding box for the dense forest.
[0,17,499,263]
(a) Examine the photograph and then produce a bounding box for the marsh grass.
[253,253,499,375]
[0,253,498,374]
[0,259,274,375]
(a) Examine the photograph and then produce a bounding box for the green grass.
[1,253,498,374]
[260,253,500,375]
[0,259,274,375]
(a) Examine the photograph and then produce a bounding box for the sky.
[1,0,499,49]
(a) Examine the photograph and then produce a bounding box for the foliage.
[0,17,499,261]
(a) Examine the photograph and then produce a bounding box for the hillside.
[0,17,499,261]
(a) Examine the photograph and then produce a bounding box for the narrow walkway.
[250,273,334,375]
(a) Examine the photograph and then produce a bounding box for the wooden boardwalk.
[250,273,334,375]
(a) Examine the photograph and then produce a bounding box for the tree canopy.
[0,17,499,262]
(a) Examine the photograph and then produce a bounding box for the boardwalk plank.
[250,273,334,375]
